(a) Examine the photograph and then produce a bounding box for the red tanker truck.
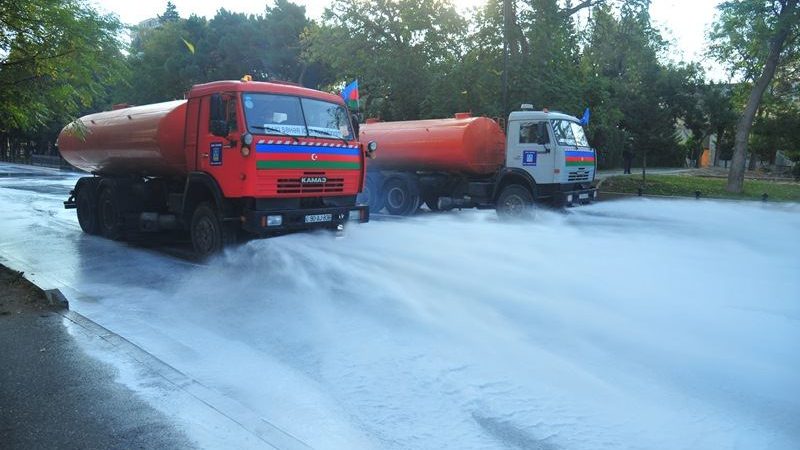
[358,106,597,217]
[58,79,375,257]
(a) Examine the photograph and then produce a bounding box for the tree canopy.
[2,0,797,175]
[0,0,126,133]
[709,0,799,191]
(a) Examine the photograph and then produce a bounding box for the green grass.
[600,174,800,202]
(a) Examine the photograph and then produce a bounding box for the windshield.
[242,93,353,140]
[551,119,589,147]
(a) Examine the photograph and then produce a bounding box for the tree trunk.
[726,0,797,192]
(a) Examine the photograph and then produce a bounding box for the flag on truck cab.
[342,80,359,110]
[579,107,590,126]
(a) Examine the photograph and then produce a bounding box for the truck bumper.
[561,187,598,206]
[241,204,369,235]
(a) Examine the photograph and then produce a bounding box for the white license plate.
[304,213,332,223]
[579,193,589,200]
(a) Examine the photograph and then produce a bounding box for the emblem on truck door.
[210,142,223,166]
[523,151,537,166]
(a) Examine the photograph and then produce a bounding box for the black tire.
[190,202,236,258]
[76,186,100,235]
[359,175,385,213]
[496,184,535,220]
[98,187,124,240]
[382,177,420,216]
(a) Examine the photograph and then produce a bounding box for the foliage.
[122,1,316,106]
[0,0,127,134]
[3,0,797,175]
[305,0,467,120]
[158,1,180,23]
[708,0,800,192]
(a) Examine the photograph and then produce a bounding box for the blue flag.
[341,80,359,110]
[579,107,590,126]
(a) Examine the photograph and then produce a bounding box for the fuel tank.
[57,100,188,177]
[359,115,506,176]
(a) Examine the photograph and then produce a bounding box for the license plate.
[579,193,589,200]
[304,213,332,223]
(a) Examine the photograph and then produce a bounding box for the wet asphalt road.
[0,301,195,449]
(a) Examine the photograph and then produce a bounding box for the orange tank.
[57,100,188,177]
[359,115,506,176]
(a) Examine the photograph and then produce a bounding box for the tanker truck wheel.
[496,184,534,220]
[98,187,124,240]
[76,186,100,235]
[358,175,384,213]
[383,177,420,216]
[190,202,236,258]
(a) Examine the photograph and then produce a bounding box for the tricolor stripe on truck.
[565,150,595,167]
[255,141,361,170]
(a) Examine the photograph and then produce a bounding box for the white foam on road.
[1,166,798,449]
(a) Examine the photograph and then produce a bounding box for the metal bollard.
[762,193,768,202]
[637,187,643,196]
[694,190,701,199]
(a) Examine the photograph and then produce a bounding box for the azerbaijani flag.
[342,80,359,110]
[565,150,596,167]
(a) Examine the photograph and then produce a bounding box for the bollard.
[637,187,643,196]
[694,190,701,199]
[762,193,768,202]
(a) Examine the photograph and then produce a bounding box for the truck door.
[506,120,554,184]
[197,93,246,197]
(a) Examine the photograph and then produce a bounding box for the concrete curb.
[43,289,69,308]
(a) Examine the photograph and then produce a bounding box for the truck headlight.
[367,141,377,152]
[266,215,282,226]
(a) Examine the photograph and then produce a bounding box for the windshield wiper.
[250,125,300,142]
[308,128,349,145]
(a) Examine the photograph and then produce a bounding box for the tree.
[709,0,800,192]
[305,0,467,120]
[0,0,126,134]
[159,1,180,23]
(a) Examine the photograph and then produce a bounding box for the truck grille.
[568,169,591,182]
[277,171,344,194]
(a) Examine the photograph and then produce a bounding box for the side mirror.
[366,141,377,159]
[210,93,229,137]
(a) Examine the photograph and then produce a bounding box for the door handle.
[201,153,209,158]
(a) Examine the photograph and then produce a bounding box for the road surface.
[1,162,798,449]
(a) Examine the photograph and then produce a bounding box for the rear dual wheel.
[383,177,420,216]
[98,187,124,240]
[76,186,100,235]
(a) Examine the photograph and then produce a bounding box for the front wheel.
[190,202,236,258]
[496,184,535,220]
[360,175,385,214]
